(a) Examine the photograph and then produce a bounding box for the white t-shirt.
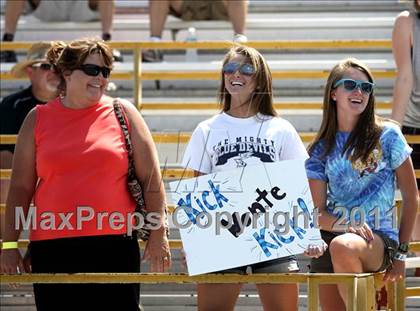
[182,112,308,174]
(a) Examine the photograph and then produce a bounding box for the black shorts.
[402,126,420,189]
[29,234,140,311]
[310,230,398,273]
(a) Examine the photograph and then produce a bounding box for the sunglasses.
[223,62,255,76]
[334,79,375,94]
[32,63,52,71]
[77,64,111,78]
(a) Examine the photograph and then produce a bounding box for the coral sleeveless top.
[31,98,135,240]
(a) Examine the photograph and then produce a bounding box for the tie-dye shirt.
[305,122,412,242]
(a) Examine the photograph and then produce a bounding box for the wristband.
[397,242,409,254]
[393,252,407,262]
[1,241,18,250]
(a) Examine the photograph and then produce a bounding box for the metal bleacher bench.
[0,12,397,41]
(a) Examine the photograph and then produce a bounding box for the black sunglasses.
[334,79,375,95]
[32,63,52,71]
[223,62,255,76]
[77,64,111,78]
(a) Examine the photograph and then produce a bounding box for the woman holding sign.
[306,58,418,310]
[182,45,326,311]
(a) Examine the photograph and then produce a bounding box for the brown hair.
[415,0,420,13]
[47,38,113,92]
[217,45,277,117]
[46,41,66,66]
[308,58,383,164]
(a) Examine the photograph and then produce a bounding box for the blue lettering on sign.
[177,194,204,224]
[289,219,306,239]
[269,232,284,248]
[202,190,218,210]
[297,198,314,228]
[177,180,229,225]
[208,180,229,208]
[274,228,295,244]
[253,228,279,257]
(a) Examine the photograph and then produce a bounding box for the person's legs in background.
[1,0,31,62]
[89,0,114,41]
[1,0,122,62]
[145,0,248,62]
[87,0,122,62]
[149,0,183,41]
[144,0,183,62]
[223,0,248,42]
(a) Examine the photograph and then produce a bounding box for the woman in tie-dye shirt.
[305,58,418,311]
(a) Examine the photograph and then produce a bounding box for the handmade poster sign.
[168,159,323,276]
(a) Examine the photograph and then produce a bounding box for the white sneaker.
[233,34,248,43]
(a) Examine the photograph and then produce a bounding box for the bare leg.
[413,203,420,276]
[223,0,247,35]
[90,0,114,37]
[319,284,346,311]
[329,233,384,306]
[149,0,183,38]
[4,0,27,34]
[197,283,242,311]
[257,283,298,311]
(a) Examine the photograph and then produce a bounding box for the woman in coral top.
[0,38,170,310]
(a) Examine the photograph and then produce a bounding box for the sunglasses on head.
[77,64,111,78]
[32,63,52,71]
[334,78,375,94]
[223,62,255,76]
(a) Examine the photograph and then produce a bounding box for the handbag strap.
[113,99,134,159]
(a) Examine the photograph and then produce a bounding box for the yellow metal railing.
[0,40,395,109]
[0,272,376,311]
[1,133,419,146]
[1,133,419,180]
[1,239,418,252]
[138,101,393,111]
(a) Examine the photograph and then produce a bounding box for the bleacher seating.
[1,1,419,310]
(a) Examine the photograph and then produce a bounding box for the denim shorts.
[217,255,299,275]
[310,230,398,273]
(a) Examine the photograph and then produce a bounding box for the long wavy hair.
[308,58,383,164]
[218,45,277,117]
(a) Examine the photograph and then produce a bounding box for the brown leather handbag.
[113,100,150,240]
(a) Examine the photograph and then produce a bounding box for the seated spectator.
[306,58,418,310]
[144,0,248,62]
[0,0,122,62]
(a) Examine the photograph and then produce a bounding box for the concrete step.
[2,294,419,310]
[111,0,409,13]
